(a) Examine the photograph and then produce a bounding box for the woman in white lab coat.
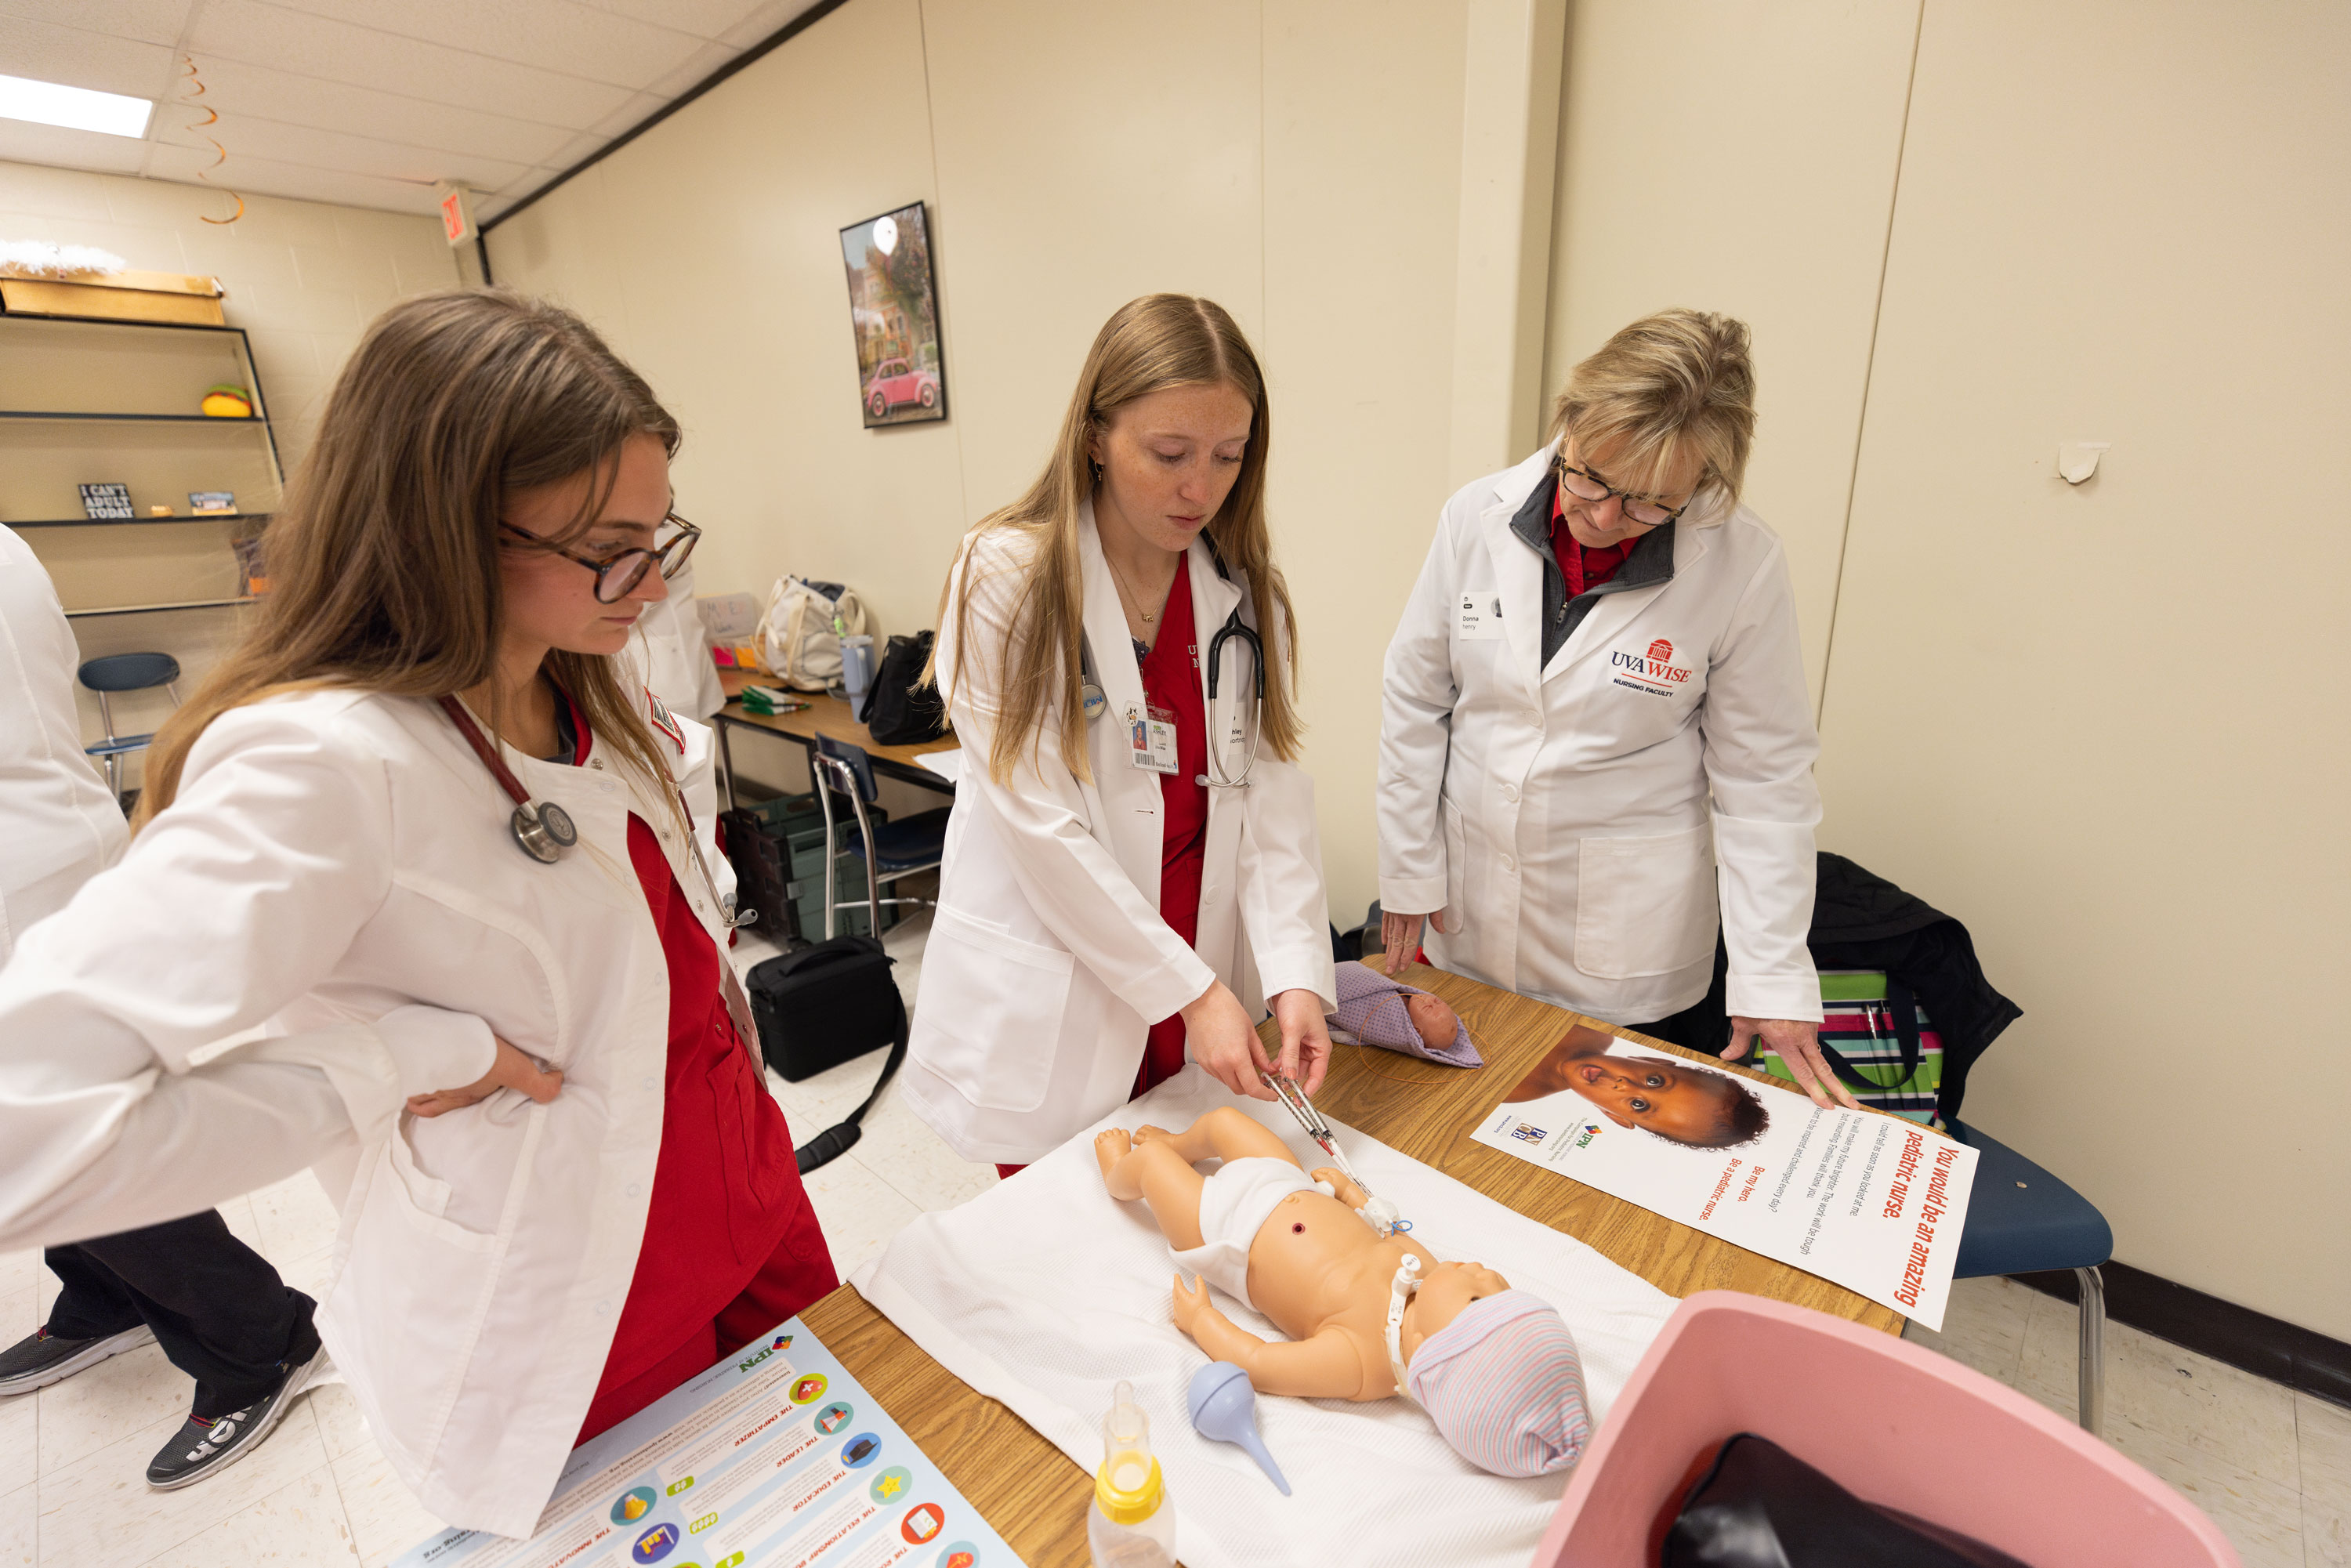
[0,291,836,1534]
[902,294,1337,1172]
[1377,310,1856,1110]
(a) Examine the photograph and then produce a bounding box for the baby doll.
[1326,962,1480,1066]
[1505,1023,1770,1150]
[1095,1106,1588,1478]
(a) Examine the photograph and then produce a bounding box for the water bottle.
[839,634,875,705]
[1087,1380,1176,1568]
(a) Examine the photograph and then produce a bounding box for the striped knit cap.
[1405,1291,1592,1477]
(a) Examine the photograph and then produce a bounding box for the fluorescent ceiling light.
[0,73,154,139]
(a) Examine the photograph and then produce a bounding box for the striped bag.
[1750,971,1943,1128]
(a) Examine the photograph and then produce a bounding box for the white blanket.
[851,1067,1678,1568]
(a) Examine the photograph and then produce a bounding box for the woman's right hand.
[407,1036,564,1118]
[1379,907,1452,976]
[1182,980,1279,1101]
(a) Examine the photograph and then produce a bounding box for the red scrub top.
[1134,563,1212,1097]
[572,719,839,1443]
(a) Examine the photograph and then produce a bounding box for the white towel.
[851,1066,1679,1568]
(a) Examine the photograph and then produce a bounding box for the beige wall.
[0,161,460,770]
[1815,1,2351,1339]
[487,0,1484,922]
[1543,2,1922,704]
[1552,2,2349,1338]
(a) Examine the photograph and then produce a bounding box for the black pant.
[44,1210,319,1419]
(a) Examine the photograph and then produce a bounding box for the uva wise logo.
[1610,636,1692,686]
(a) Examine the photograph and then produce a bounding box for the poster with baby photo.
[1469,1024,1979,1329]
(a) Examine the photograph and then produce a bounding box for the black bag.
[719,807,801,947]
[1661,1433,2029,1567]
[857,631,947,744]
[745,935,907,1174]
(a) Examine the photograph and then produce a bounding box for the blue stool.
[1949,1119,2114,1436]
[810,733,949,940]
[78,651,183,806]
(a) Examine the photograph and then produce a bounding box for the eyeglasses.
[500,512,701,603]
[1556,458,1690,530]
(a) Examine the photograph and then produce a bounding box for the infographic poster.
[393,1318,1020,1568]
[1469,1025,1979,1329]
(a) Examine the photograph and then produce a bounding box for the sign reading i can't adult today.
[1468,1023,1979,1329]
[393,1318,1020,1568]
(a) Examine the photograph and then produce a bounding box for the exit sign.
[436,182,476,245]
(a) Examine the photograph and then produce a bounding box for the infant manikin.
[1094,1107,1588,1478]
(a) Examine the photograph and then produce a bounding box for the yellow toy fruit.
[201,384,252,418]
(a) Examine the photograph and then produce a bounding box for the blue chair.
[810,733,950,940]
[1948,1119,2114,1436]
[79,652,183,806]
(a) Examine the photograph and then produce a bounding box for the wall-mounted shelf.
[0,411,268,424]
[66,597,260,620]
[6,511,273,529]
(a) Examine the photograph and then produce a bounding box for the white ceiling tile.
[587,89,666,139]
[0,119,148,179]
[644,37,741,101]
[181,56,579,167]
[0,12,176,99]
[153,112,531,191]
[186,0,638,129]
[0,0,192,49]
[144,142,446,213]
[273,0,714,91]
[573,0,745,42]
[716,0,826,51]
[533,129,610,173]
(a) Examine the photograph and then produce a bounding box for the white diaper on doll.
[1168,1157,1337,1313]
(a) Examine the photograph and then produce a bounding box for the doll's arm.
[1172,1275,1375,1400]
[1310,1166,1371,1212]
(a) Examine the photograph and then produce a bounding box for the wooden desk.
[798,958,1904,1565]
[712,687,958,808]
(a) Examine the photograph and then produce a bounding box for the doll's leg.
[1136,1106,1302,1171]
[1094,1130,1209,1251]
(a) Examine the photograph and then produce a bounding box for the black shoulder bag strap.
[792,982,909,1175]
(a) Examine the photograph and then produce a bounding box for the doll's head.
[1406,1288,1591,1477]
[1404,992,1460,1052]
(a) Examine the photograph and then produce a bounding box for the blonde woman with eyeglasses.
[1377,310,1856,1112]
[903,294,1336,1175]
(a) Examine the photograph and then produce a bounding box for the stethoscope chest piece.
[511,799,578,864]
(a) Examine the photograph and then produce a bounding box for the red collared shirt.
[1550,480,1637,598]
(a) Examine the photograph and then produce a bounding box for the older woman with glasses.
[1375,310,1855,1111]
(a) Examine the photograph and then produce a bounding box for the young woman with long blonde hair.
[0,290,836,1533]
[903,294,1336,1174]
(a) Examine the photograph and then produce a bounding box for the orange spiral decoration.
[180,57,244,226]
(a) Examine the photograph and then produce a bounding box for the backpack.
[758,577,871,692]
[857,631,949,744]
[745,935,906,1174]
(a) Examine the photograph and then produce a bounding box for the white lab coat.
[0,675,746,1538]
[900,507,1337,1164]
[1378,442,1823,1026]
[0,525,127,960]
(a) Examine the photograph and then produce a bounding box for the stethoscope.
[437,694,753,928]
[1080,545,1265,790]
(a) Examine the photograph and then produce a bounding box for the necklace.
[1103,545,1176,625]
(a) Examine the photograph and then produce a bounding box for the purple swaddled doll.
[1327,962,1481,1067]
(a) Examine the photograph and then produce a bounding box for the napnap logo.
[735,1334,792,1374]
[1610,636,1692,694]
[1574,1123,1603,1149]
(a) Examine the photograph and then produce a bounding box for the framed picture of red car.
[840,202,946,428]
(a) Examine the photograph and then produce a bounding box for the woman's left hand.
[407,1035,565,1118]
[1725,1016,1860,1110]
[1270,988,1333,1096]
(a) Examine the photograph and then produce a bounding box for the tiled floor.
[4,914,2342,1564]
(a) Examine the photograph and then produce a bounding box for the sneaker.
[145,1340,328,1490]
[0,1324,156,1396]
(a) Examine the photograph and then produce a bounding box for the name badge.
[1126,701,1179,775]
[1457,590,1505,641]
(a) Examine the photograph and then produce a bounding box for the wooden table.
[712,681,958,809]
[798,958,1904,1566]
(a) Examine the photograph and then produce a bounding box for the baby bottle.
[1087,1380,1176,1568]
